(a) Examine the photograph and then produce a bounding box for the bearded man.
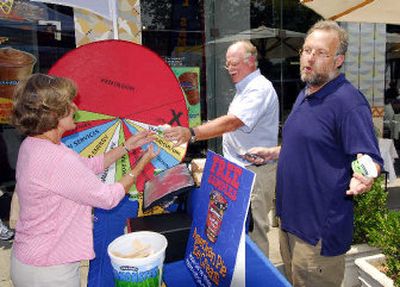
[244,20,383,287]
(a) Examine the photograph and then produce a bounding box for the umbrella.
[263,30,305,59]
[387,32,400,44]
[209,25,304,44]
[300,0,400,25]
[387,33,400,59]
[208,26,305,59]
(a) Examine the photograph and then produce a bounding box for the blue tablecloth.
[163,235,291,287]
[88,197,139,287]
[89,188,290,287]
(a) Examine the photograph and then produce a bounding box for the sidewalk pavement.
[0,236,89,287]
[0,239,13,287]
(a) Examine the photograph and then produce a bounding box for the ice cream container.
[108,231,168,287]
[351,154,378,178]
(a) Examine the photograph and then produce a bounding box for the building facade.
[1,0,400,190]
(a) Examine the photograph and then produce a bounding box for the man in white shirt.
[164,40,279,256]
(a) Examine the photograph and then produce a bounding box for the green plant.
[353,175,400,286]
[368,210,400,286]
[353,176,388,245]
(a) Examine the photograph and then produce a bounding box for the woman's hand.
[103,131,156,170]
[124,131,156,152]
[138,144,160,165]
[119,145,160,193]
[130,145,160,178]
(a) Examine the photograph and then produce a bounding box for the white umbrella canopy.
[300,0,400,25]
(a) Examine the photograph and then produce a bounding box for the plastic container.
[108,231,168,287]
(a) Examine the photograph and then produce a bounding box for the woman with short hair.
[10,73,157,287]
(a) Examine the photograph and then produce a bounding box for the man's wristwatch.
[189,128,197,143]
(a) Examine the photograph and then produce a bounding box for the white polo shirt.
[223,69,279,166]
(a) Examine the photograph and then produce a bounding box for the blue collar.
[301,73,346,102]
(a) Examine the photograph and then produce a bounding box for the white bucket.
[108,231,168,287]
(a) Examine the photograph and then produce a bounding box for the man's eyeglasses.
[299,47,334,59]
[224,60,241,70]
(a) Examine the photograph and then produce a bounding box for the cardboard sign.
[185,151,255,287]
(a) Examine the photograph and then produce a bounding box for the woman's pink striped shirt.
[13,137,125,266]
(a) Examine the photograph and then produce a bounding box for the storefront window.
[0,2,75,192]
[141,0,207,158]
[386,25,400,104]
[1,0,400,189]
[141,0,321,153]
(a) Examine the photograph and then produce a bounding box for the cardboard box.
[192,172,203,186]
[191,158,206,173]
[191,158,206,186]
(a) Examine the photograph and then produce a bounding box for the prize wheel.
[49,40,188,212]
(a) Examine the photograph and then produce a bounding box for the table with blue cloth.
[163,235,291,287]
[88,188,290,287]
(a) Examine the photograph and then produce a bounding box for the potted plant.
[355,210,400,286]
[342,177,385,287]
[352,177,388,245]
[355,254,394,287]
[351,176,400,287]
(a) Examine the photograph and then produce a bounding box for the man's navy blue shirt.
[276,73,383,256]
